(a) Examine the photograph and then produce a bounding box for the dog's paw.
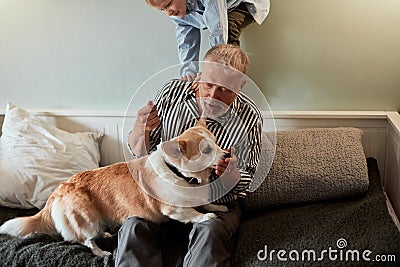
[203,204,228,212]
[199,212,217,222]
[92,248,112,257]
[99,250,112,257]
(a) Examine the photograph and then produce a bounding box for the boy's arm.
[172,20,201,77]
[171,0,227,77]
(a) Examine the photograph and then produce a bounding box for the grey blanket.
[234,158,400,266]
[0,158,399,266]
[0,208,116,266]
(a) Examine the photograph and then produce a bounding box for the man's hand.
[215,147,237,176]
[134,100,160,133]
[128,100,160,157]
[215,147,240,176]
[215,148,240,188]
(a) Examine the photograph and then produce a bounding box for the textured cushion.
[244,127,369,210]
[0,103,103,209]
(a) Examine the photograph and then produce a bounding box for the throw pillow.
[0,103,103,209]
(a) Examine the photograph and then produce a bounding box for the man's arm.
[212,117,263,203]
[128,80,184,157]
[232,118,263,196]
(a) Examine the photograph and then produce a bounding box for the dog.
[0,119,229,256]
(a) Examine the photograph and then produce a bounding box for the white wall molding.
[269,110,389,120]
[1,109,399,219]
[0,108,392,118]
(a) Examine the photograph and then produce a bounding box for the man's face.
[196,62,246,118]
[154,0,187,18]
[197,82,237,118]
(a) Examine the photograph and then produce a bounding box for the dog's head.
[161,118,228,185]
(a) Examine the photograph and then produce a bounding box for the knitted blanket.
[0,158,399,266]
[0,206,116,266]
[234,158,400,266]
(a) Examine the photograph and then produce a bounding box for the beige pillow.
[0,103,103,209]
[245,127,369,210]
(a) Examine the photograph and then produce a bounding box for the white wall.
[0,0,399,111]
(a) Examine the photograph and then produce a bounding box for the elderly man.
[116,43,262,267]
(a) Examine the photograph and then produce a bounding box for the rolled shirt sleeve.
[173,20,201,77]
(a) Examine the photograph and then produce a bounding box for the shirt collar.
[183,81,196,100]
[219,99,237,122]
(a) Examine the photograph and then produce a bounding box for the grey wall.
[1,0,399,111]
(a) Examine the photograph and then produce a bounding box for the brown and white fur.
[0,120,229,256]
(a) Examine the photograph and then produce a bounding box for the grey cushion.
[244,127,369,210]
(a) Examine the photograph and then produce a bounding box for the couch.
[1,104,399,266]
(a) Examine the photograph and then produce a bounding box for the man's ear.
[240,78,247,90]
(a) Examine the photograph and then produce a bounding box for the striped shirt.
[132,79,262,204]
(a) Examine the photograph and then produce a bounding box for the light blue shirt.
[171,0,270,76]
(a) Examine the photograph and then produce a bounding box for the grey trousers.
[228,3,256,46]
[115,201,242,267]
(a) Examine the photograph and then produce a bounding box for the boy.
[145,0,270,80]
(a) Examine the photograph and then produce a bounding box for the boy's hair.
[203,44,250,74]
[145,0,160,7]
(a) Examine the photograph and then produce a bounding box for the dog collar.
[164,161,200,185]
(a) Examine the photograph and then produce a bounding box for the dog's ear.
[197,116,207,128]
[178,140,186,154]
[162,140,186,158]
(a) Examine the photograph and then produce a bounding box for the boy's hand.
[182,72,201,82]
[188,72,202,91]
[181,74,196,82]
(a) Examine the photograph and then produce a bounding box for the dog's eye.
[202,146,212,154]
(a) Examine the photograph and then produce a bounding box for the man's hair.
[203,44,250,74]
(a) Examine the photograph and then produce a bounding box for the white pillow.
[0,103,103,209]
